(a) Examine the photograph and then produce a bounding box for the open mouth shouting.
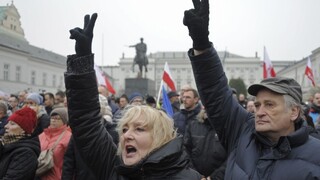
[126,145,137,157]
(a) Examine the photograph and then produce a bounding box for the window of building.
[4,64,9,81]
[31,71,36,85]
[59,76,63,87]
[15,66,21,82]
[52,75,56,87]
[43,73,47,86]
[177,81,181,90]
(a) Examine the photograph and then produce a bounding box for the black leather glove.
[69,13,98,56]
[183,0,210,50]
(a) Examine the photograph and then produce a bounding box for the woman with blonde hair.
[64,13,202,179]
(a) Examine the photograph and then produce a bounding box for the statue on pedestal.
[129,38,149,78]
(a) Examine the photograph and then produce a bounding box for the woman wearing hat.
[37,108,72,180]
[24,92,50,136]
[0,107,40,179]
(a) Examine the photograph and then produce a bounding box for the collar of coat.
[253,120,308,159]
[116,137,188,178]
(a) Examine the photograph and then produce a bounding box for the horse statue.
[129,38,149,78]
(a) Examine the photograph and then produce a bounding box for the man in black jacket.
[184,0,320,179]
[173,88,201,136]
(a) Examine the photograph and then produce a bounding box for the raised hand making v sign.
[183,0,211,51]
[69,13,97,57]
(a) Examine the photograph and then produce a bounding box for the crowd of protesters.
[1,0,320,179]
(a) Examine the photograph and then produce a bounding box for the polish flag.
[305,57,315,87]
[94,64,116,94]
[263,47,276,79]
[156,62,176,114]
[162,62,176,91]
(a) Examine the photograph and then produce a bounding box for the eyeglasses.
[50,116,62,121]
[24,101,37,106]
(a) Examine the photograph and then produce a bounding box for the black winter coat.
[173,104,201,136]
[62,121,118,180]
[190,47,320,179]
[65,54,202,180]
[0,136,40,179]
[184,119,227,179]
[62,137,97,180]
[32,113,50,137]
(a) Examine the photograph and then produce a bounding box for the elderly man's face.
[254,89,298,142]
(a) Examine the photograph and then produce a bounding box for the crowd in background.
[1,0,320,178]
[1,82,319,179]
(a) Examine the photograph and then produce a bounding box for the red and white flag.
[94,64,116,94]
[156,62,176,109]
[263,47,276,79]
[305,57,315,87]
[162,62,176,91]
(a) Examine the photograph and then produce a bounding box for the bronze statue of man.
[129,38,149,74]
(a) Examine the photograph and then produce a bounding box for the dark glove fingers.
[69,28,83,39]
[83,14,90,30]
[183,10,197,26]
[87,13,98,35]
[199,0,209,17]
[192,0,201,11]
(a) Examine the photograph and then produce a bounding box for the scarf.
[1,134,28,145]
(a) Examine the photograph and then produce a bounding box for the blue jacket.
[190,47,320,179]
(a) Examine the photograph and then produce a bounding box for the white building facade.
[0,3,66,94]
[102,51,296,96]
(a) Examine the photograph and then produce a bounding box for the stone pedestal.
[125,78,156,97]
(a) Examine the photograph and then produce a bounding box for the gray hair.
[283,95,303,120]
[0,100,8,115]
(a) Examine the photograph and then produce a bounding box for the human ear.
[290,106,299,122]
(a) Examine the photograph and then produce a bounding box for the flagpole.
[102,33,104,66]
[156,80,164,109]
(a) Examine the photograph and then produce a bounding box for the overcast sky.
[5,0,320,66]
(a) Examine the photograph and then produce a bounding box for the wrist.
[192,36,211,50]
[67,54,94,74]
